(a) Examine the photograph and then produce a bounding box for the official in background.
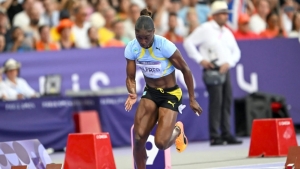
[3,58,38,100]
[183,0,242,146]
[0,66,18,101]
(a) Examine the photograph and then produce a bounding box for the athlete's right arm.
[125,59,137,112]
[124,42,138,111]
[126,59,136,94]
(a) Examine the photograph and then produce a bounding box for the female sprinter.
[124,9,203,169]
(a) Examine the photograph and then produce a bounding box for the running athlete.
[124,9,203,169]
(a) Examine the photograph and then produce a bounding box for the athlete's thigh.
[134,98,158,139]
[155,107,178,142]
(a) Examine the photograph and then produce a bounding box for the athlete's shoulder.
[154,35,169,44]
[126,38,140,48]
[154,35,177,58]
[125,39,141,60]
[154,35,176,48]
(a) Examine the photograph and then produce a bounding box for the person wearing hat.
[183,0,242,146]
[0,66,19,101]
[55,18,75,49]
[3,58,37,100]
[233,13,260,40]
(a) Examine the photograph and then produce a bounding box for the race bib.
[137,61,162,77]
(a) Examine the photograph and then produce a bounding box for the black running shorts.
[141,84,183,112]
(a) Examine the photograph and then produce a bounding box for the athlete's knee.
[154,138,168,150]
[134,134,147,150]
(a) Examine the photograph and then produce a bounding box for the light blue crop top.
[124,35,177,79]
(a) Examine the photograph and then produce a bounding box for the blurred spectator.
[0,34,5,52]
[269,0,280,12]
[144,0,156,12]
[249,0,270,34]
[42,0,59,27]
[149,0,185,36]
[6,27,32,52]
[181,0,191,6]
[260,12,287,38]
[87,26,100,47]
[123,3,140,40]
[59,9,70,20]
[245,0,256,16]
[164,12,184,43]
[289,11,300,38]
[169,0,182,13]
[3,58,38,100]
[117,0,130,20]
[57,19,74,49]
[144,0,168,35]
[281,0,296,33]
[49,10,74,42]
[35,25,59,51]
[98,7,116,45]
[75,0,93,20]
[89,0,108,29]
[13,0,45,28]
[130,0,145,9]
[57,0,74,11]
[0,0,23,24]
[108,0,119,10]
[0,66,18,101]
[234,13,260,40]
[186,7,200,35]
[167,0,186,36]
[22,5,41,46]
[178,0,210,26]
[104,20,129,47]
[0,66,8,100]
[0,9,10,43]
[71,5,91,49]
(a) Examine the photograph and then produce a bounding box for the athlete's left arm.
[168,50,203,116]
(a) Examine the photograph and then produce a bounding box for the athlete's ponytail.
[140,8,152,17]
[135,9,154,31]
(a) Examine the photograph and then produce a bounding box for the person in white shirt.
[123,3,140,40]
[42,0,59,27]
[289,11,300,38]
[0,67,19,101]
[249,0,270,34]
[12,0,46,29]
[183,0,242,146]
[71,5,91,49]
[3,58,37,100]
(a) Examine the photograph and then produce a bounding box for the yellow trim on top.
[137,48,146,60]
[162,61,172,76]
[149,47,166,61]
[167,88,182,101]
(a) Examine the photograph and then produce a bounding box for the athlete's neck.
[144,37,155,49]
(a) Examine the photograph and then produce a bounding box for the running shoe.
[175,121,188,153]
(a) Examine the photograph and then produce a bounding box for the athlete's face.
[135,29,155,49]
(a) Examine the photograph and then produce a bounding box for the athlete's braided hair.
[135,9,154,31]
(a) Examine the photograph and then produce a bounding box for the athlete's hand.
[189,99,203,116]
[125,93,137,112]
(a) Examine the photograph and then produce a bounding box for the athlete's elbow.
[126,75,135,81]
[180,66,192,75]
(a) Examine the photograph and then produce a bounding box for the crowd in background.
[0,0,299,53]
